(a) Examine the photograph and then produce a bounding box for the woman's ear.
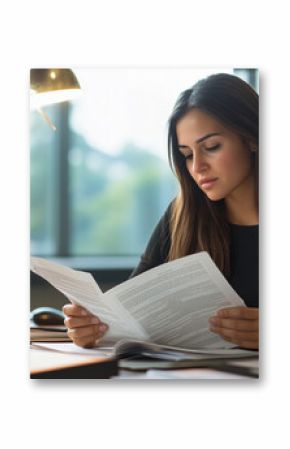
[242,137,257,153]
[249,142,257,153]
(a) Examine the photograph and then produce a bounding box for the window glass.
[30,105,58,255]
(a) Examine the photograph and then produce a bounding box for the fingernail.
[91,317,99,324]
[99,324,108,332]
[209,317,218,325]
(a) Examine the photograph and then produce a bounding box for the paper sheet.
[31,257,146,340]
[31,252,246,349]
[107,252,245,348]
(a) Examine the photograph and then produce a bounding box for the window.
[30,105,59,255]
[30,68,258,263]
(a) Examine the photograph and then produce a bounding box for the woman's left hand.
[209,307,259,350]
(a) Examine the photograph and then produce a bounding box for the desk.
[30,343,258,380]
[30,345,118,378]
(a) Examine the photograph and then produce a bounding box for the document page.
[106,252,245,349]
[30,257,146,341]
[31,252,246,349]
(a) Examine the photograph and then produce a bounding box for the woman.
[63,73,259,350]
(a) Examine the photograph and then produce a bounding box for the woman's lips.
[199,178,218,189]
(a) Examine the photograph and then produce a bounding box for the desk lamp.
[30,68,81,129]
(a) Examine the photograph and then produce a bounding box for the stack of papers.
[30,324,70,342]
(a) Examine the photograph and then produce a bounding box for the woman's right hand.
[63,304,109,348]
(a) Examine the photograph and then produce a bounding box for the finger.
[63,304,91,317]
[210,325,259,342]
[209,317,258,332]
[64,315,100,329]
[67,324,104,339]
[67,322,108,340]
[217,307,259,320]
[221,335,259,350]
[73,335,99,348]
[68,324,108,348]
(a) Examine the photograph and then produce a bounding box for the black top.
[130,203,259,308]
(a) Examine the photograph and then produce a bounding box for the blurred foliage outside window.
[68,133,177,255]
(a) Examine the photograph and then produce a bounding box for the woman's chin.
[203,190,225,201]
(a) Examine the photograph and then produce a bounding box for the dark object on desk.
[211,357,259,378]
[31,358,118,379]
[30,307,65,325]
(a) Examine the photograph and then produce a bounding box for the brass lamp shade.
[30,68,81,108]
[30,68,80,93]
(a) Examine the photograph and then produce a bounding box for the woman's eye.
[206,144,221,151]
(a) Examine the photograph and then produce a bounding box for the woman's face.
[176,108,255,202]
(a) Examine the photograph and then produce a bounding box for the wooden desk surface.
[30,343,258,380]
[30,345,118,378]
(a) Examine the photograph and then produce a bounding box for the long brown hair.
[167,73,259,277]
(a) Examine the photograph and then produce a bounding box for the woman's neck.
[227,207,259,225]
[225,175,259,225]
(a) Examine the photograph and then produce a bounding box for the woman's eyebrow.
[178,133,222,150]
[196,132,221,143]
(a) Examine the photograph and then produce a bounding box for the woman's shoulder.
[161,198,175,222]
[155,199,175,238]
[146,198,176,252]
[129,199,175,278]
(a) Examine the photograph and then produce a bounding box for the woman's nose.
[191,154,208,174]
